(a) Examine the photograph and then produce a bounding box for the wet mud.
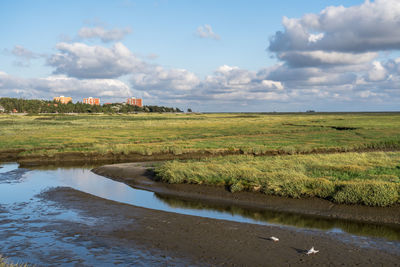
[38,187,400,266]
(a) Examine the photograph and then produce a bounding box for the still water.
[0,162,399,266]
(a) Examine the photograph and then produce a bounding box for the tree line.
[0,98,183,114]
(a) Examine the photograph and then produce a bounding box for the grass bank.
[1,113,400,162]
[155,152,400,207]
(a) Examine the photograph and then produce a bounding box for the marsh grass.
[0,113,400,158]
[155,152,400,206]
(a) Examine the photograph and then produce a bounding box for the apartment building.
[83,97,100,105]
[53,96,72,104]
[126,97,143,107]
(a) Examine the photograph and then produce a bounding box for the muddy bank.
[39,187,400,266]
[93,162,400,225]
[11,151,237,165]
[3,146,400,165]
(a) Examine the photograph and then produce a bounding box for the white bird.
[269,236,279,242]
[306,247,319,255]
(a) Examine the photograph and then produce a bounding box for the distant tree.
[0,97,181,114]
[187,108,192,113]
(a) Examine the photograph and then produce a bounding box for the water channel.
[0,162,399,266]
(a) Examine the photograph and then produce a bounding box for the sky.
[1,0,400,112]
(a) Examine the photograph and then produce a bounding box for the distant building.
[127,97,143,107]
[83,97,100,105]
[54,96,72,104]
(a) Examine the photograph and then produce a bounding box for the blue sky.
[1,0,399,111]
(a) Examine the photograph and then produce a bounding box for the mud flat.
[93,162,400,225]
[40,186,400,266]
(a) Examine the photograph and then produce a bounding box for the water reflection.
[0,163,189,266]
[156,195,400,241]
[1,163,399,243]
[0,163,20,174]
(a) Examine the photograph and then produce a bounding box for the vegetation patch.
[155,152,400,207]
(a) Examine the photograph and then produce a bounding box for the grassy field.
[1,112,399,206]
[155,152,400,207]
[0,112,399,158]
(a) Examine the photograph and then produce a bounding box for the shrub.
[230,182,244,193]
[304,178,336,199]
[333,181,398,206]
[279,178,307,198]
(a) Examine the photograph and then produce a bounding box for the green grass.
[0,113,400,158]
[2,113,400,206]
[0,256,30,267]
[155,152,400,207]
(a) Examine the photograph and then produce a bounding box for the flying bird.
[306,247,319,255]
[269,236,279,242]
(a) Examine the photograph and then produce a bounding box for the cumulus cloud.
[131,66,200,92]
[0,71,132,100]
[266,64,357,87]
[5,0,400,111]
[11,45,38,60]
[261,0,400,108]
[202,65,283,94]
[267,0,400,84]
[3,45,43,67]
[278,51,377,68]
[367,61,388,81]
[46,41,286,103]
[78,26,132,42]
[196,24,220,40]
[130,64,285,103]
[47,42,144,79]
[269,0,400,54]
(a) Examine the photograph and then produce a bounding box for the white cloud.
[3,45,43,67]
[0,71,132,100]
[129,64,285,103]
[270,0,400,54]
[367,61,387,81]
[278,51,377,68]
[202,65,283,93]
[47,42,144,78]
[196,24,220,40]
[131,66,200,92]
[260,0,400,110]
[5,0,400,112]
[11,45,38,59]
[308,33,324,43]
[78,26,132,42]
